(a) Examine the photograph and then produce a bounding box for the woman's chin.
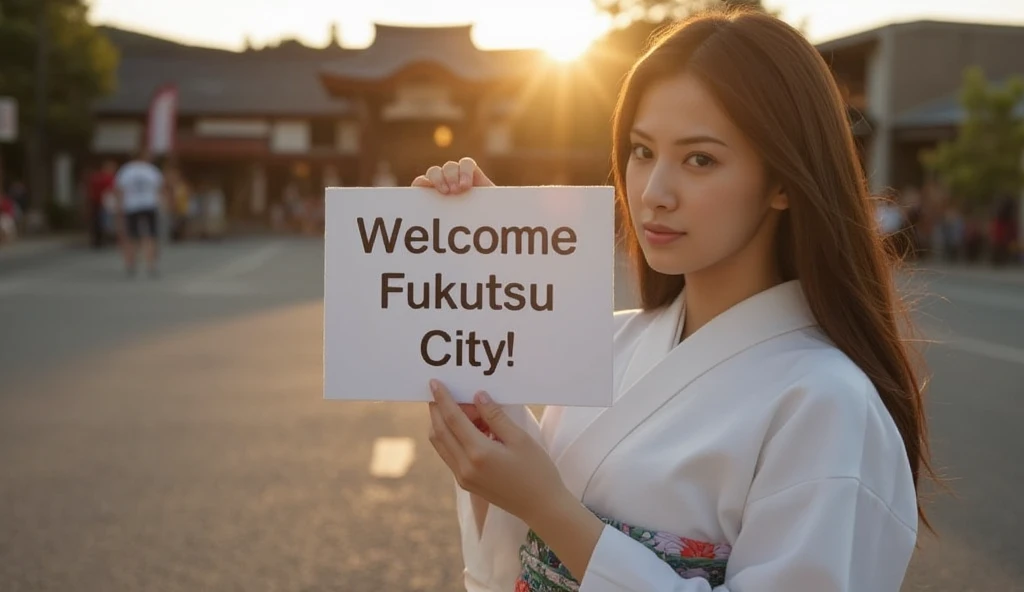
[643,253,693,276]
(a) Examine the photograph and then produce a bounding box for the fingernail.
[475,391,492,405]
[429,379,439,393]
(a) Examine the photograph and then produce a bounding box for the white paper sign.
[323,186,615,406]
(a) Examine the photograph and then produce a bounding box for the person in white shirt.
[114,150,167,277]
[410,8,935,592]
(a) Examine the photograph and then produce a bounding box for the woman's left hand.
[427,379,569,524]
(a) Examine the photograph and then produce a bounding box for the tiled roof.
[94,55,352,116]
[319,24,543,84]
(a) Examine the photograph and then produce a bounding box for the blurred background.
[0,0,1022,590]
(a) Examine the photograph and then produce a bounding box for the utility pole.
[27,0,49,228]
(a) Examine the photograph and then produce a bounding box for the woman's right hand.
[411,157,494,195]
[414,158,497,438]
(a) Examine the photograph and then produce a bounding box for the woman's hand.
[427,379,570,525]
[411,157,495,195]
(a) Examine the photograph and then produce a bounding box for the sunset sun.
[540,28,599,62]
[474,1,610,62]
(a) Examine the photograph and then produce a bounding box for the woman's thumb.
[474,391,516,440]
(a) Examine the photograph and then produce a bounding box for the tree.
[921,67,1024,213]
[594,0,767,27]
[0,0,118,210]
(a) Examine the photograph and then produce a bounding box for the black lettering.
[504,283,526,311]
[404,225,429,254]
[486,275,502,310]
[434,273,457,309]
[501,226,549,255]
[455,329,464,366]
[460,282,483,310]
[530,284,554,311]
[474,227,499,254]
[358,217,402,253]
[450,226,471,254]
[409,282,430,309]
[421,330,450,367]
[431,218,447,254]
[381,273,404,308]
[552,226,577,255]
[466,331,481,368]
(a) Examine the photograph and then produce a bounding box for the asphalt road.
[1,237,1021,591]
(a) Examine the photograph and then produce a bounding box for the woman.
[415,8,932,592]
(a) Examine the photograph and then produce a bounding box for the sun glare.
[540,29,598,62]
[475,1,609,63]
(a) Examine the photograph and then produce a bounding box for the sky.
[87,0,1024,56]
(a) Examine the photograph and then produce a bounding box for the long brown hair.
[611,9,936,529]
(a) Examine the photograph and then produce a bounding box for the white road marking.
[938,333,1024,367]
[175,281,251,296]
[179,243,283,294]
[922,324,1024,367]
[369,437,416,479]
[210,243,285,279]
[929,284,1024,313]
[0,279,30,295]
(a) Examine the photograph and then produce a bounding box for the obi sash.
[516,511,731,592]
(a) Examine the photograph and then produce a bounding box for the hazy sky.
[87,0,1024,52]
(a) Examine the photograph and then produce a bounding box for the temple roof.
[318,23,543,88]
[94,27,353,116]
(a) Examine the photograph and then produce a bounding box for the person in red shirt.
[86,159,117,248]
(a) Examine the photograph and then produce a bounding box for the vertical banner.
[0,97,17,143]
[146,85,178,156]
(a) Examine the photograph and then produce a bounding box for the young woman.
[415,8,932,592]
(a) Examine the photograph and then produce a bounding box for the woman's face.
[625,72,788,278]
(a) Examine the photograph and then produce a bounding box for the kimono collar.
[559,279,818,501]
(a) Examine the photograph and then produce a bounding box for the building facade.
[820,20,1024,195]
[91,19,1024,225]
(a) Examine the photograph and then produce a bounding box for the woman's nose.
[640,163,679,211]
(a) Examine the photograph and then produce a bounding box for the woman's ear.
[769,185,789,211]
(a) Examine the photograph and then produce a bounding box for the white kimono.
[455,280,918,592]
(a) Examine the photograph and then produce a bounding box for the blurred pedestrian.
[113,149,167,278]
[86,160,118,249]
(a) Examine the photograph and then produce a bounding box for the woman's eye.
[631,144,652,160]
[685,153,716,168]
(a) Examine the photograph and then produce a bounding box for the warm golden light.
[542,32,595,62]
[434,124,453,147]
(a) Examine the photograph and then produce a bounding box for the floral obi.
[516,511,731,592]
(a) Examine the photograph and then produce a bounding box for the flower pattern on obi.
[517,510,731,592]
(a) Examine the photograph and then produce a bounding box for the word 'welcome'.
[357,217,578,256]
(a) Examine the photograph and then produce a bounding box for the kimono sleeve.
[455,405,542,592]
[577,373,919,592]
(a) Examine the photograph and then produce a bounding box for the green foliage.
[922,67,1024,211]
[0,0,119,141]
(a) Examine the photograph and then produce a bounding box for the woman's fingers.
[428,402,470,470]
[411,158,494,194]
[442,161,462,192]
[461,157,494,188]
[425,165,445,191]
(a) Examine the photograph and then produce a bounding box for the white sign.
[0,97,17,142]
[324,186,615,406]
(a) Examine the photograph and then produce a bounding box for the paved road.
[0,238,1021,591]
